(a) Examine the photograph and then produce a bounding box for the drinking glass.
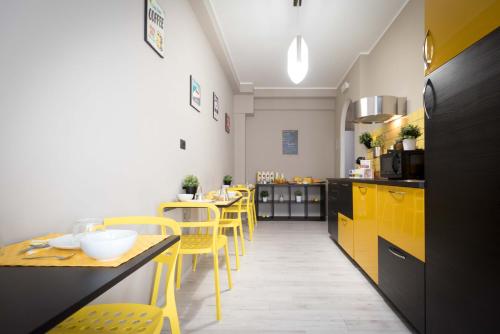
[73,218,103,241]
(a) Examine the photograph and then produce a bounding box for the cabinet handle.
[423,78,434,119]
[358,186,368,195]
[341,183,350,187]
[423,30,434,69]
[388,247,406,260]
[389,190,405,197]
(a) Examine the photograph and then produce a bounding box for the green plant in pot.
[399,124,422,151]
[294,189,303,203]
[359,132,373,150]
[371,136,384,157]
[260,190,269,202]
[223,175,232,186]
[182,175,199,195]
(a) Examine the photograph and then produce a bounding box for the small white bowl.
[177,194,194,202]
[80,230,138,261]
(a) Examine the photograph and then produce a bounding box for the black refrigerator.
[424,28,500,333]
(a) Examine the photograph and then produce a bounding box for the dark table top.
[327,178,425,189]
[0,235,180,334]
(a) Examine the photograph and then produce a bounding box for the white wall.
[246,98,335,182]
[335,0,424,175]
[0,0,234,303]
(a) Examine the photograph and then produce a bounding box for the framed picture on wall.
[225,113,230,133]
[213,92,220,121]
[190,75,201,112]
[144,0,165,58]
[282,130,298,155]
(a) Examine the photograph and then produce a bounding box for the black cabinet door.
[424,28,500,333]
[327,181,340,241]
[378,237,425,334]
[339,181,353,219]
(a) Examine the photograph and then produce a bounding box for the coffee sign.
[145,0,165,58]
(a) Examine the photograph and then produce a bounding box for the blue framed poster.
[282,130,298,155]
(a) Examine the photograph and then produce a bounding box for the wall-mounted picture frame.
[282,130,298,155]
[190,75,201,112]
[213,92,220,121]
[225,113,231,133]
[144,0,165,58]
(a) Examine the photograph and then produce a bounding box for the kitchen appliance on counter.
[380,150,424,180]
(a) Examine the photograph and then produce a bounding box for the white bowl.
[80,230,138,261]
[177,194,194,202]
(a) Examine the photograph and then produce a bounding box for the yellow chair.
[249,188,258,227]
[50,216,181,334]
[158,202,232,321]
[219,190,245,270]
[225,186,255,241]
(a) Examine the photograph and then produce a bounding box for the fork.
[23,253,76,260]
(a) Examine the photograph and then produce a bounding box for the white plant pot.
[296,196,302,203]
[403,138,417,150]
[263,197,268,203]
[374,146,381,157]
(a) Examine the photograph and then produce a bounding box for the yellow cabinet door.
[377,186,425,262]
[338,213,354,258]
[353,183,378,284]
[425,0,500,75]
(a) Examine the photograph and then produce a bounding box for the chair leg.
[224,242,233,289]
[150,262,163,305]
[213,250,221,321]
[165,264,181,334]
[176,254,183,290]
[239,223,246,256]
[247,211,254,241]
[192,254,198,272]
[233,226,240,270]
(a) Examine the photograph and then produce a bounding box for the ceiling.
[209,0,408,89]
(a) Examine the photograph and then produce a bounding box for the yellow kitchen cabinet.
[353,183,378,284]
[338,213,354,258]
[377,186,425,262]
[424,0,500,75]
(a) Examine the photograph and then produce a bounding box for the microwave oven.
[380,150,424,180]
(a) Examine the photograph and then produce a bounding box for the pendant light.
[288,0,308,84]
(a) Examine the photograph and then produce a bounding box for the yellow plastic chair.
[225,186,255,241]
[158,202,232,321]
[49,216,181,334]
[249,188,258,227]
[219,190,245,270]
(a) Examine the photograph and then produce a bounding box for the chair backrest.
[157,202,221,248]
[229,186,250,207]
[102,216,181,309]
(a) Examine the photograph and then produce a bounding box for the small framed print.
[190,75,201,112]
[213,92,220,121]
[225,113,230,134]
[144,0,165,58]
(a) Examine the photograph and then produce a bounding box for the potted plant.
[182,175,199,195]
[399,124,422,150]
[260,190,269,202]
[371,136,384,157]
[294,189,303,203]
[359,132,373,149]
[223,175,232,186]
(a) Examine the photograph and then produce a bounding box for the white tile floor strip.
[163,221,412,333]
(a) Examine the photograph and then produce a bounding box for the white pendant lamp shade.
[287,35,309,84]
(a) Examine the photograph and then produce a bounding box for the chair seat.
[219,218,241,228]
[49,304,162,333]
[180,234,227,254]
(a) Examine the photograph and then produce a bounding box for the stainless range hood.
[353,96,407,123]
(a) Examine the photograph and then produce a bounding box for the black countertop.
[327,178,425,189]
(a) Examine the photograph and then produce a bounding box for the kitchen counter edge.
[327,178,425,189]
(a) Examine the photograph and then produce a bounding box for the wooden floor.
[163,221,412,333]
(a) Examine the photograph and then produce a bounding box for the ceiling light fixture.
[288,0,308,84]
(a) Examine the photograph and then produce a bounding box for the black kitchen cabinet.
[378,237,425,334]
[327,179,352,241]
[424,28,500,333]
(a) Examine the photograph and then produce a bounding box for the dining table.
[0,235,180,334]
